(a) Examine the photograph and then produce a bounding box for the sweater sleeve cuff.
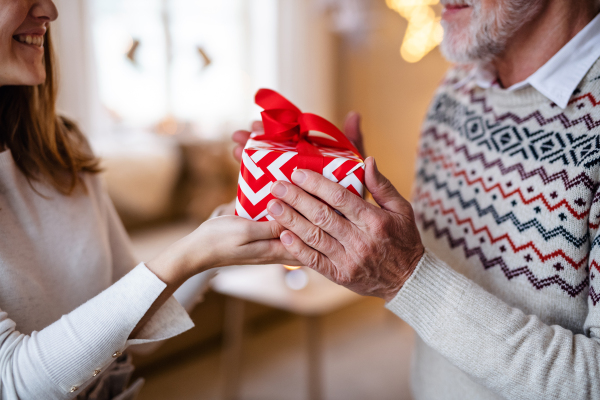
[385,249,471,341]
[33,263,193,395]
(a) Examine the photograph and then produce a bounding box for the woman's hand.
[210,199,236,217]
[232,112,366,162]
[146,216,299,286]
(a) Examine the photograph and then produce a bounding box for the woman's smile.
[13,33,45,48]
[0,0,56,86]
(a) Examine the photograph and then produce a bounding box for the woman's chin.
[11,70,46,86]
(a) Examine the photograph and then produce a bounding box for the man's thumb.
[364,157,408,214]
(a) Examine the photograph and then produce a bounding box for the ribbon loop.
[261,109,299,139]
[253,89,362,173]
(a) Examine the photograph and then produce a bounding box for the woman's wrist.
[146,241,193,287]
[146,231,216,286]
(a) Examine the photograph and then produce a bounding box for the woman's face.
[0,0,58,86]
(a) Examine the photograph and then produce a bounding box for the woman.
[0,1,294,399]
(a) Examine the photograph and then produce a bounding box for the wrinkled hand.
[266,157,424,302]
[232,112,366,162]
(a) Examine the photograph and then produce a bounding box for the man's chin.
[439,27,498,65]
[440,34,477,64]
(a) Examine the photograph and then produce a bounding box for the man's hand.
[265,157,424,302]
[232,112,366,162]
[232,120,264,162]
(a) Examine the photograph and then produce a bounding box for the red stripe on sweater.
[420,147,590,219]
[416,190,588,269]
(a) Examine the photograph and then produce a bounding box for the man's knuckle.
[312,206,332,227]
[347,267,360,281]
[371,214,391,235]
[336,271,352,286]
[285,210,299,227]
[287,189,302,206]
[305,227,324,248]
[378,177,393,193]
[304,250,321,269]
[331,188,348,208]
[355,238,372,256]
[354,204,369,221]
[305,174,320,190]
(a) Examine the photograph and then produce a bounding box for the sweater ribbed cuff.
[385,249,470,341]
[33,263,193,395]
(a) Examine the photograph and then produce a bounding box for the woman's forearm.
[130,231,216,339]
[0,264,193,399]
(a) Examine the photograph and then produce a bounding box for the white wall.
[278,0,336,120]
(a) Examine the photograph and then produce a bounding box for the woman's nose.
[30,0,59,22]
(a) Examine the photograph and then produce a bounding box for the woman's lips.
[12,26,46,49]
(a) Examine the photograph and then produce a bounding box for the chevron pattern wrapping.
[235,137,365,221]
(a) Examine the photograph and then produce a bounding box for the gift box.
[235,89,365,221]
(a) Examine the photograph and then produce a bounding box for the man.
[233,0,600,398]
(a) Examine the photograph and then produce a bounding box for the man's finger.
[267,199,345,258]
[251,120,264,132]
[286,169,375,226]
[233,145,244,162]
[232,130,251,144]
[269,180,359,242]
[364,157,410,214]
[279,230,338,281]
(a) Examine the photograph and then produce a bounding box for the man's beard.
[440,0,543,64]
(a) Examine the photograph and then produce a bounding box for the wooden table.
[211,264,361,400]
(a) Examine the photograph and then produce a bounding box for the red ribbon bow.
[253,89,363,173]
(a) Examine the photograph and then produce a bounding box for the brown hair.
[0,27,100,195]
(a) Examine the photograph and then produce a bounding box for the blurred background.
[52,0,449,398]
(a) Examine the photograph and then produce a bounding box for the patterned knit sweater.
[386,59,600,400]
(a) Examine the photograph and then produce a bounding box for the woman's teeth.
[14,35,44,47]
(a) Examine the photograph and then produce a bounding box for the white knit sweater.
[386,57,600,400]
[0,149,196,399]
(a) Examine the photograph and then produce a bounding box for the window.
[89,0,278,139]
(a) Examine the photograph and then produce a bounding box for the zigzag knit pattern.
[413,60,600,317]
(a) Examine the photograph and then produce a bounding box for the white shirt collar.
[455,12,600,109]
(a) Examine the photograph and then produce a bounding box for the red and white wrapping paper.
[235,89,365,222]
[236,137,365,221]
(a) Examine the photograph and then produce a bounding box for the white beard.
[440,0,544,64]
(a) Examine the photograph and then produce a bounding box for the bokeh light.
[386,0,444,63]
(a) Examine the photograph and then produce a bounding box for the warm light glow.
[156,115,179,135]
[284,265,301,271]
[284,268,309,291]
[386,0,444,63]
